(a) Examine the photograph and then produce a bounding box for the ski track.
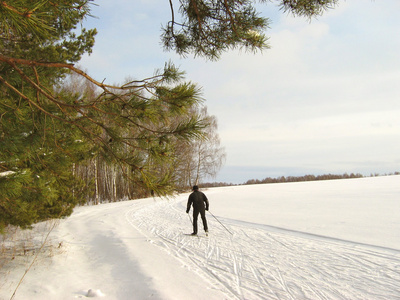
[126,197,400,300]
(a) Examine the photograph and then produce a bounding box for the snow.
[0,171,15,177]
[1,175,400,299]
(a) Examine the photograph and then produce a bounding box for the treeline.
[244,173,364,185]
[201,182,237,188]
[201,172,400,188]
[244,172,400,185]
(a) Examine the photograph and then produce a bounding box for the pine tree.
[0,1,97,230]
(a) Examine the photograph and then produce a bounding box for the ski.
[183,233,208,238]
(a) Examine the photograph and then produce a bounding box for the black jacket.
[186,191,209,213]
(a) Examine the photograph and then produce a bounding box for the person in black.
[186,185,209,235]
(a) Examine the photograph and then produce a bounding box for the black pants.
[193,209,208,234]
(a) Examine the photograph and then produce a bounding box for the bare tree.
[174,107,226,188]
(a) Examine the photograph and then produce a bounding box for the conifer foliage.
[162,0,338,59]
[0,1,98,230]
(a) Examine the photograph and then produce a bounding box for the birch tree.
[174,107,226,188]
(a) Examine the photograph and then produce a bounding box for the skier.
[186,185,209,235]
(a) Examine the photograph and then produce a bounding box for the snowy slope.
[1,176,400,299]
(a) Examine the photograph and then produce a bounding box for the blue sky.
[80,0,400,184]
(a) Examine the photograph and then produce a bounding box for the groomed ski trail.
[126,196,400,300]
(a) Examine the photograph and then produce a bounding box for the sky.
[79,0,400,184]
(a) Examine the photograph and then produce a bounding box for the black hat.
[192,185,199,191]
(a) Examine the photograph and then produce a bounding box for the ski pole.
[208,210,233,235]
[187,212,193,225]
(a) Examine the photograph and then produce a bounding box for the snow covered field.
[1,175,400,299]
